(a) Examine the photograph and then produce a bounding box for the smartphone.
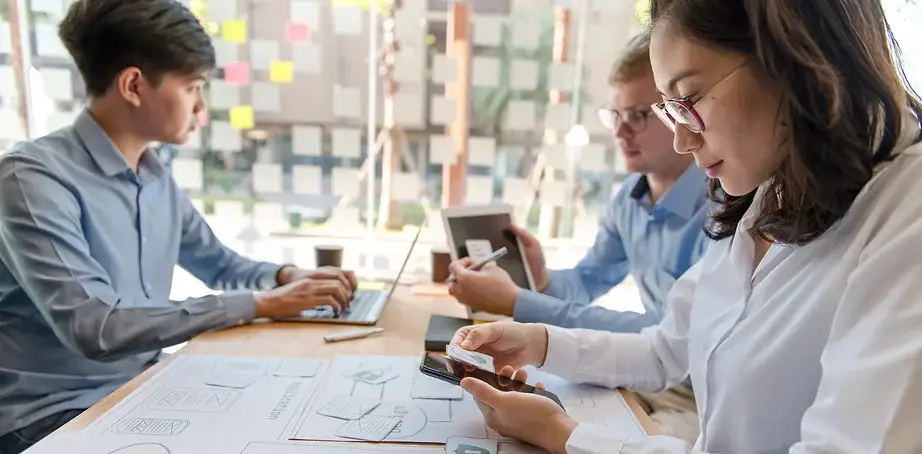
[418,352,565,409]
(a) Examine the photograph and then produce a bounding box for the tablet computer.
[441,204,537,301]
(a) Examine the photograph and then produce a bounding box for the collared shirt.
[540,130,922,452]
[514,164,710,332]
[0,110,280,437]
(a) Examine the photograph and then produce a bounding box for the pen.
[323,327,385,343]
[445,247,509,284]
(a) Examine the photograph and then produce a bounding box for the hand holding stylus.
[445,247,508,284]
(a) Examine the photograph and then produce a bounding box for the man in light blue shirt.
[0,1,356,452]
[447,31,709,443]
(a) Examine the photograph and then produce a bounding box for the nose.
[673,125,700,155]
[614,121,633,141]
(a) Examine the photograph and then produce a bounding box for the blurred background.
[0,0,919,305]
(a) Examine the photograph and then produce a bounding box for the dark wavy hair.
[651,0,922,245]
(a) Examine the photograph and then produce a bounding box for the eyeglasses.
[596,107,654,133]
[651,62,748,134]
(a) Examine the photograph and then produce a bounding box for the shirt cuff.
[539,325,582,374]
[220,291,258,327]
[566,423,626,454]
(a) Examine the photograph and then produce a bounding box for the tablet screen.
[445,213,533,290]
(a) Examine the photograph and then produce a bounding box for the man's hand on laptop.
[447,258,521,316]
[277,265,359,295]
[506,224,549,292]
[255,277,353,319]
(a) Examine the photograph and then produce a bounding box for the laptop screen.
[386,224,423,294]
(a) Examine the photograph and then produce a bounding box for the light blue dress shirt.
[0,110,281,437]
[513,164,710,332]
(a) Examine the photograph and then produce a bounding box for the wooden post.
[538,7,570,238]
[377,1,404,230]
[441,2,471,207]
[7,0,30,139]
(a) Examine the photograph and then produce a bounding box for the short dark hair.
[59,0,216,98]
[651,0,922,245]
[608,30,653,85]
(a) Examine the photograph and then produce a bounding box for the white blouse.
[540,125,922,453]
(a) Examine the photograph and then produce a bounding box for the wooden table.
[69,286,658,436]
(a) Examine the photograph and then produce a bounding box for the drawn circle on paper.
[370,401,427,439]
[107,443,171,454]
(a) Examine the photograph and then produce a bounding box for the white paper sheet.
[208,0,238,21]
[429,134,456,165]
[430,95,456,125]
[252,82,282,113]
[392,172,420,202]
[40,68,73,101]
[502,178,531,205]
[35,23,69,57]
[465,176,495,205]
[331,128,361,158]
[393,10,424,45]
[253,163,284,194]
[251,40,281,71]
[468,137,496,167]
[504,101,536,131]
[511,21,540,51]
[544,103,571,132]
[393,92,424,127]
[549,63,575,91]
[333,6,362,36]
[472,56,501,88]
[292,356,489,443]
[332,86,361,119]
[580,144,609,172]
[213,40,240,67]
[432,54,458,84]
[209,80,241,110]
[211,121,243,151]
[292,165,322,195]
[394,49,424,83]
[292,125,321,156]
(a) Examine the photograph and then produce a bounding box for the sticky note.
[541,181,568,207]
[269,61,294,83]
[510,59,539,90]
[253,163,283,193]
[290,0,321,28]
[292,125,321,156]
[35,23,68,58]
[512,21,540,51]
[292,42,321,73]
[393,92,424,127]
[472,56,501,88]
[292,165,322,195]
[393,49,423,83]
[393,172,420,202]
[229,106,254,130]
[331,167,360,197]
[213,39,239,67]
[549,63,575,91]
[333,6,362,36]
[208,80,240,110]
[250,40,280,71]
[466,175,494,204]
[543,144,569,169]
[432,54,457,84]
[222,20,247,43]
[331,128,361,158]
[502,178,531,205]
[581,144,610,172]
[224,61,250,85]
[332,87,360,119]
[428,134,455,165]
[504,100,537,131]
[207,0,237,21]
[468,137,496,167]
[286,22,310,42]
[472,14,504,47]
[210,121,242,151]
[40,68,73,101]
[430,96,456,126]
[544,103,571,131]
[251,82,281,112]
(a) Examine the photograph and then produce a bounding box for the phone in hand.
[418,352,565,409]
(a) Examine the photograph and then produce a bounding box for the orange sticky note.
[224,61,250,85]
[222,20,247,43]
[229,105,254,130]
[269,61,294,83]
[285,22,310,42]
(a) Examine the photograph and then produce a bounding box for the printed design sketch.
[239,441,442,454]
[106,442,171,454]
[293,356,488,444]
[207,359,268,389]
[144,387,241,412]
[110,418,189,436]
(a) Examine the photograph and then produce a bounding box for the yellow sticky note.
[222,20,247,43]
[269,61,294,83]
[229,106,254,130]
[358,281,389,291]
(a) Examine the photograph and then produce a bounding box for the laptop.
[287,225,423,325]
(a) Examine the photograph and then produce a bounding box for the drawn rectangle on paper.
[144,387,242,412]
[317,395,380,420]
[334,415,399,441]
[274,358,322,377]
[414,399,452,423]
[109,417,190,436]
[240,442,443,454]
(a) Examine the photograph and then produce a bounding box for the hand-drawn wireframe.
[109,417,190,436]
[293,356,488,443]
[144,387,242,413]
[239,441,442,454]
[106,442,171,454]
[316,395,380,420]
[207,359,268,389]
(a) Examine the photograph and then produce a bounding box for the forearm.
[542,269,594,303]
[566,424,698,454]
[186,245,281,291]
[57,292,256,362]
[514,291,660,332]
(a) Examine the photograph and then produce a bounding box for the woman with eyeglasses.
[448,0,922,453]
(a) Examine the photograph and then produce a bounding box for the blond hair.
[608,30,653,85]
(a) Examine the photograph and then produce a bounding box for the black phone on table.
[418,352,565,409]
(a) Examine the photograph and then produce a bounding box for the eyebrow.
[656,68,702,96]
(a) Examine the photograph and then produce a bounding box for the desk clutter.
[28,354,646,454]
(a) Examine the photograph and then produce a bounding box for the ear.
[115,67,145,107]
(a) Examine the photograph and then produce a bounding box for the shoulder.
[0,138,78,210]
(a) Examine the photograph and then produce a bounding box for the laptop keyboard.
[306,290,383,321]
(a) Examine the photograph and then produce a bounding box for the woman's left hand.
[460,366,579,454]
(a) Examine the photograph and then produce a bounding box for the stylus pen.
[445,247,509,284]
[323,327,386,343]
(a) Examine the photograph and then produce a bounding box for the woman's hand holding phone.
[449,321,549,370]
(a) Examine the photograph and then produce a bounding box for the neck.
[88,101,149,172]
[646,162,691,204]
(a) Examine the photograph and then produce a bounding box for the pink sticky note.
[224,61,251,85]
[285,22,310,42]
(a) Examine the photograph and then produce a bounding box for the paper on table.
[252,163,283,194]
[293,42,322,73]
[472,14,505,47]
[206,359,267,389]
[290,0,322,28]
[241,442,442,454]
[510,59,539,91]
[331,128,361,158]
[209,80,241,110]
[428,134,455,165]
[334,415,399,442]
[250,40,281,71]
[40,68,73,101]
[274,358,321,377]
[504,100,537,131]
[468,137,496,167]
[465,176,494,205]
[502,178,531,205]
[252,82,282,113]
[333,6,362,36]
[292,165,322,195]
[222,19,248,43]
[332,86,361,119]
[317,395,380,420]
[472,56,501,88]
[210,121,243,151]
[331,167,360,198]
[230,106,255,130]
[286,22,311,42]
[172,158,204,191]
[213,40,240,67]
[430,95,456,126]
[293,125,322,156]
[223,61,251,86]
